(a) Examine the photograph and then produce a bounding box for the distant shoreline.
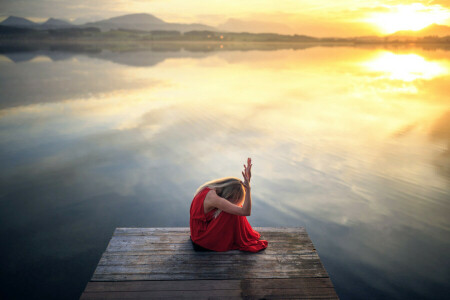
[2,37,450,45]
[1,26,449,46]
[1,39,449,55]
[1,38,449,48]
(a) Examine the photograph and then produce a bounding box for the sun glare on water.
[366,3,450,34]
[363,52,448,82]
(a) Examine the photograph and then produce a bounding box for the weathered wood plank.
[104,246,315,254]
[99,248,316,256]
[107,234,310,242]
[101,250,319,257]
[92,268,325,276]
[105,241,314,251]
[105,240,311,248]
[114,227,306,234]
[80,289,243,299]
[91,273,330,281]
[81,288,337,299]
[98,253,320,267]
[83,278,335,292]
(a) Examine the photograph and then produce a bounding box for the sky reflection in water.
[0,45,449,299]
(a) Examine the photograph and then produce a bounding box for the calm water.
[0,43,449,299]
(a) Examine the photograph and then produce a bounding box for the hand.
[241,157,252,188]
[240,180,250,191]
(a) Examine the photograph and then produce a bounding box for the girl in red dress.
[190,158,268,252]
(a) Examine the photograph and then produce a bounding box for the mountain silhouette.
[102,13,166,25]
[0,16,76,29]
[1,14,450,38]
[42,18,72,27]
[82,13,215,32]
[1,16,37,27]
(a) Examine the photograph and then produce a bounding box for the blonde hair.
[195,177,245,218]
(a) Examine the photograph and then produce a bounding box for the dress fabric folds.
[189,187,268,252]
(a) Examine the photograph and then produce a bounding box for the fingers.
[242,158,253,181]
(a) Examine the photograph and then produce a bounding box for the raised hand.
[241,157,252,188]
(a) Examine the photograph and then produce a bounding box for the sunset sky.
[1,0,450,36]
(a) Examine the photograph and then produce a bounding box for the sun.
[365,4,450,34]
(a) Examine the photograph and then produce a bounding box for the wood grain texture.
[80,227,339,299]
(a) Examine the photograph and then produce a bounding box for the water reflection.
[0,44,449,300]
[363,51,448,81]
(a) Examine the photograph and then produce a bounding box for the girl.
[189,158,268,252]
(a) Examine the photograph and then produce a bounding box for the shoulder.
[204,188,217,200]
[205,188,223,207]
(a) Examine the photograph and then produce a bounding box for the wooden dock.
[80,227,339,299]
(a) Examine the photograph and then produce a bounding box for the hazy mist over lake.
[0,44,449,299]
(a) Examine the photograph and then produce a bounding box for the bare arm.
[240,157,252,216]
[241,183,251,216]
[207,189,251,216]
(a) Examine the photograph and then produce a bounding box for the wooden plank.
[105,241,314,251]
[106,241,314,250]
[83,278,335,292]
[91,273,330,281]
[82,280,337,299]
[92,266,327,281]
[99,248,316,256]
[101,250,319,257]
[94,257,324,268]
[114,227,306,235]
[80,289,243,299]
[81,289,336,299]
[84,280,240,292]
[98,254,320,266]
[107,234,310,242]
[103,246,315,254]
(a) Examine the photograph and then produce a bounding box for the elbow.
[242,211,251,216]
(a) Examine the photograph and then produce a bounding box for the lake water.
[0,43,449,299]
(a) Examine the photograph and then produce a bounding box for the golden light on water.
[0,46,449,228]
[363,52,448,82]
[365,4,450,34]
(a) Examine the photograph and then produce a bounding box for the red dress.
[189,187,268,252]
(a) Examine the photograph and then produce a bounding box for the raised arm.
[240,157,252,216]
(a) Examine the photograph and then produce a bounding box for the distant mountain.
[104,13,166,25]
[37,18,77,30]
[42,18,72,27]
[1,16,37,27]
[40,18,74,29]
[72,16,105,25]
[83,13,215,33]
[0,16,76,30]
[391,23,450,37]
